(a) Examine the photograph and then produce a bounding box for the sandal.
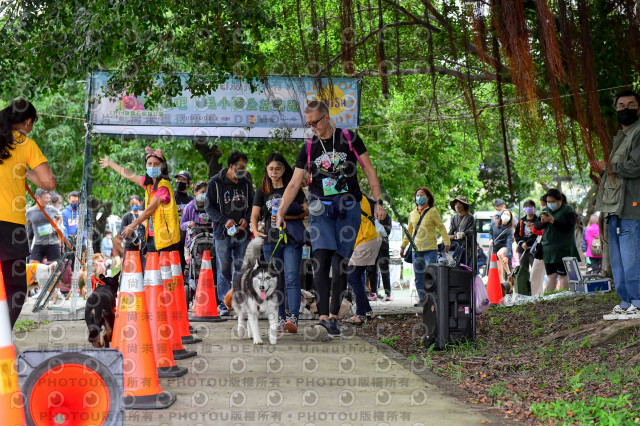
[343,315,366,326]
[365,311,377,321]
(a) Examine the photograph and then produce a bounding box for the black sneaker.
[317,318,342,337]
[328,318,342,337]
[413,299,426,307]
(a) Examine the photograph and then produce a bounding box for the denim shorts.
[308,199,361,259]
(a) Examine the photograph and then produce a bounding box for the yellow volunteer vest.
[144,179,181,250]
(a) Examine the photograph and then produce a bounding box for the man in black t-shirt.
[175,170,193,271]
[276,100,387,338]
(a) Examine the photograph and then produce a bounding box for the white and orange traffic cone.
[487,253,503,305]
[144,252,188,378]
[159,252,196,360]
[111,250,176,409]
[169,251,201,344]
[0,267,26,426]
[190,250,226,322]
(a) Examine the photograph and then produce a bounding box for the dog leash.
[25,184,85,266]
[268,227,288,262]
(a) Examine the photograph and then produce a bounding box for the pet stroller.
[185,224,216,306]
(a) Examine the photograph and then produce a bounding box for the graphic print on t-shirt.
[315,151,349,196]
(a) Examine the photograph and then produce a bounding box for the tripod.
[32,250,79,312]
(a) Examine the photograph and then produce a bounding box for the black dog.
[85,272,120,348]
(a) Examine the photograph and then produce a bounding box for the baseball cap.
[175,170,192,181]
[493,199,506,208]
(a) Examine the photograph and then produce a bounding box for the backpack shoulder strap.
[342,128,365,169]
[306,137,313,185]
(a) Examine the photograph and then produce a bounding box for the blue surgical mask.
[548,202,558,211]
[147,167,161,178]
[131,205,140,212]
[416,196,427,206]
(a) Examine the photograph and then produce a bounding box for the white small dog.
[232,238,280,345]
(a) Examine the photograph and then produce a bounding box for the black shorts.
[0,220,29,261]
[30,244,62,262]
[544,262,567,276]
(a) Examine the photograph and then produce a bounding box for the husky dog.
[232,238,280,345]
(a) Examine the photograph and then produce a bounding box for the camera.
[334,174,348,192]
[124,227,142,247]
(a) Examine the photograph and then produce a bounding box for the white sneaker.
[603,304,627,321]
[626,306,640,319]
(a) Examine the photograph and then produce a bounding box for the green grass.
[13,319,49,333]
[531,394,640,425]
[380,335,399,347]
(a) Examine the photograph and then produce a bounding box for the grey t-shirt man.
[26,205,61,246]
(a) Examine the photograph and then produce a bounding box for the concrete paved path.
[13,320,509,426]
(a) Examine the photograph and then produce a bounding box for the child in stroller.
[180,181,216,306]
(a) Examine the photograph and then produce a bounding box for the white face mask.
[501,214,511,224]
[196,193,206,203]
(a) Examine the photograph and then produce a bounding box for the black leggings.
[366,246,391,295]
[312,249,352,317]
[2,258,27,330]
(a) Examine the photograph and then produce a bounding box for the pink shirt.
[138,177,171,237]
[139,177,171,205]
[585,223,602,258]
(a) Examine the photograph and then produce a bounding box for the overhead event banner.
[88,71,360,139]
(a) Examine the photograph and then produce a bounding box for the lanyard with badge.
[318,130,348,196]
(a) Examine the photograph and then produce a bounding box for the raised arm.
[99,156,142,186]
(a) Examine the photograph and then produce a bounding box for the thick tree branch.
[358,66,501,82]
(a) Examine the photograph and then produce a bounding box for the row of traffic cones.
[110,249,225,408]
[1,248,226,418]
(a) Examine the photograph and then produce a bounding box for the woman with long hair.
[100,147,181,253]
[400,187,449,306]
[0,99,56,329]
[251,153,308,333]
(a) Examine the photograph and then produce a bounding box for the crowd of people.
[1,89,639,333]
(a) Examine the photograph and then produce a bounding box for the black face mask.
[177,181,188,192]
[617,108,639,126]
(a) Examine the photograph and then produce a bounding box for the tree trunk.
[87,195,112,254]
[192,139,223,179]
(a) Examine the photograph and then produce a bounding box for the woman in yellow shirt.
[400,187,449,307]
[0,99,56,329]
[100,147,181,253]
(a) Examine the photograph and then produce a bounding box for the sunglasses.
[304,115,326,128]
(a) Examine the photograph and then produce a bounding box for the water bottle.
[308,199,325,216]
[271,197,282,224]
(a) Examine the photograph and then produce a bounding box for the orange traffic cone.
[487,253,503,305]
[112,250,176,409]
[159,252,196,360]
[169,251,202,344]
[190,250,227,322]
[144,253,188,378]
[0,268,26,426]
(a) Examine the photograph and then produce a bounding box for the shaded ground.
[358,291,640,425]
[13,319,507,426]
